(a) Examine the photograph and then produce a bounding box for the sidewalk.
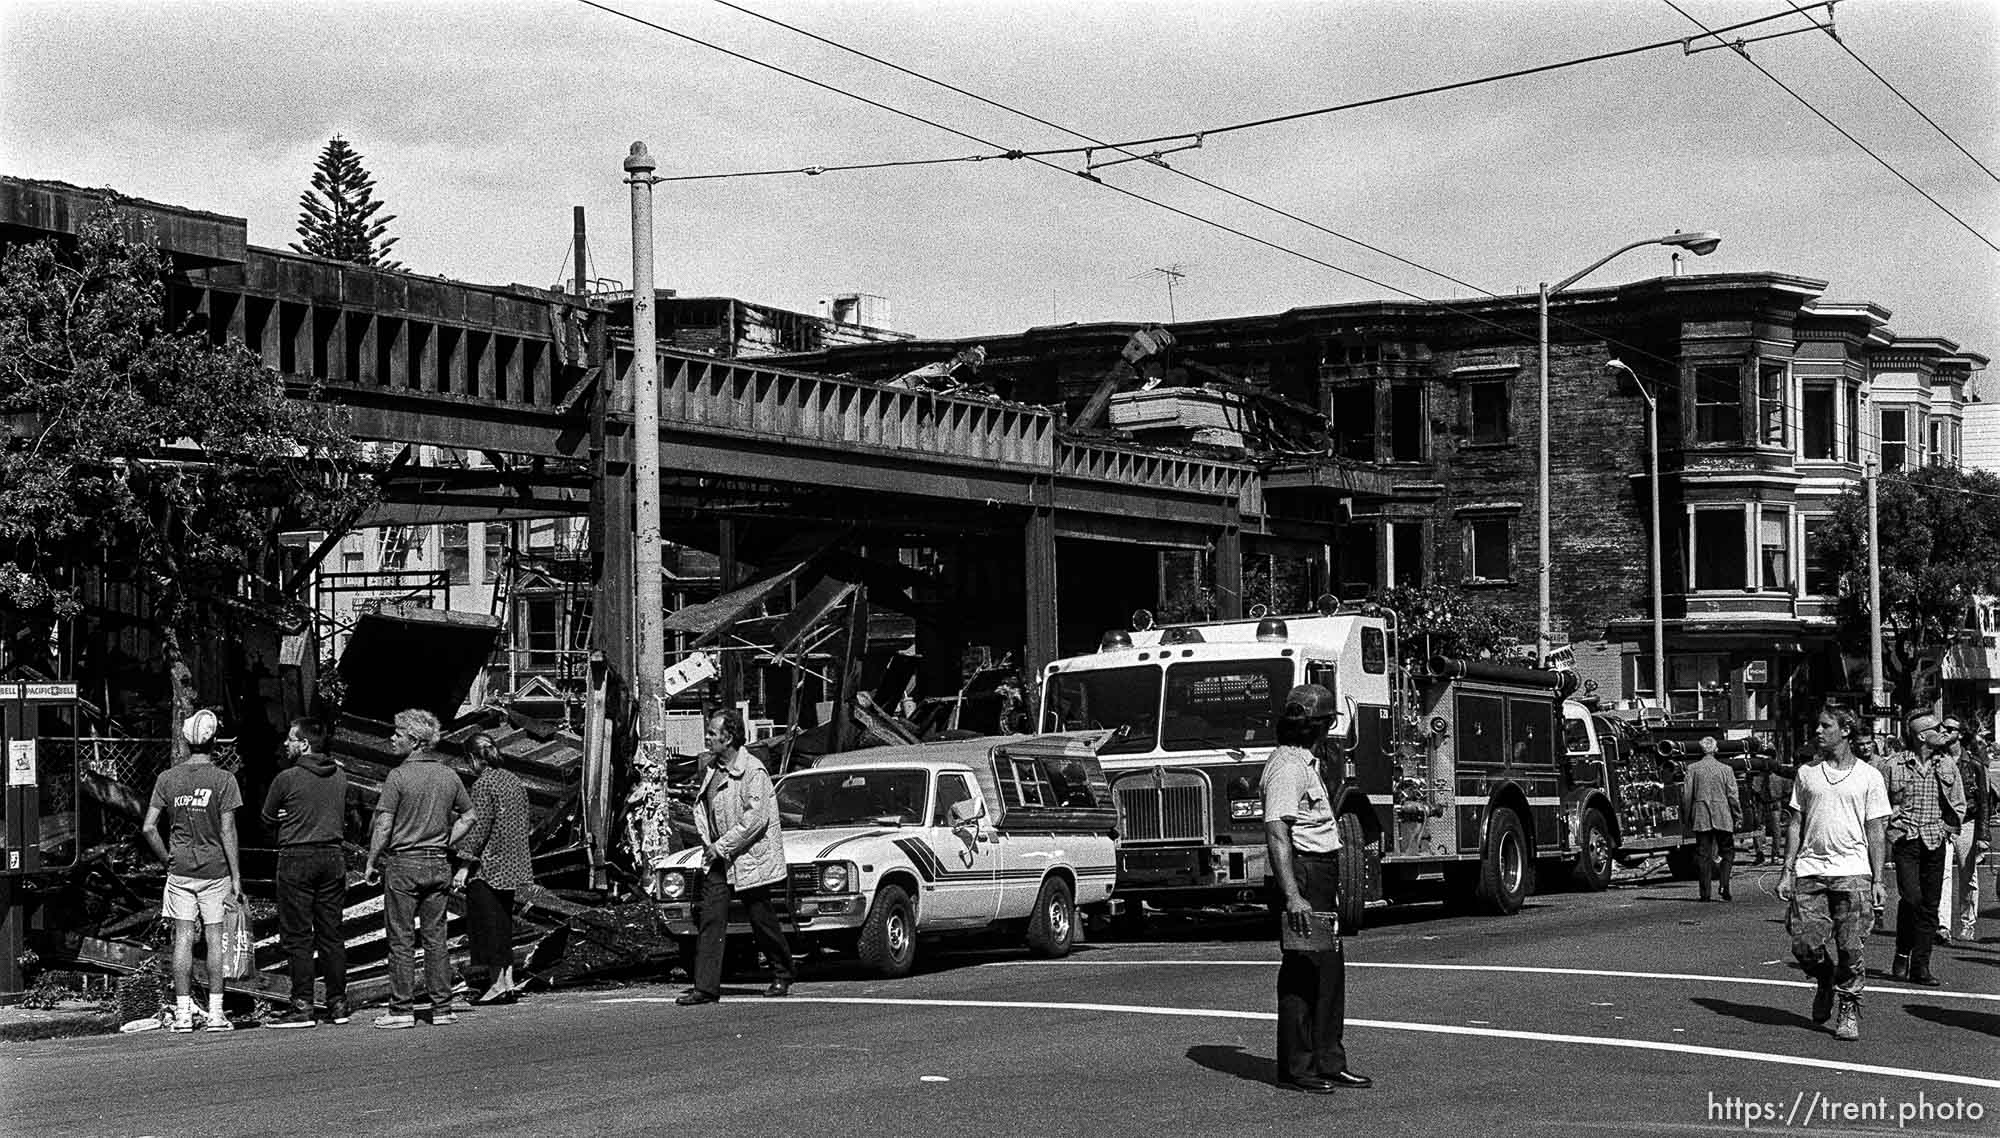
[0,998,116,1043]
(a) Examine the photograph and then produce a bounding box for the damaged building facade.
[768,273,1989,745]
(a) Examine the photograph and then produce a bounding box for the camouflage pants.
[1788,875,1871,1004]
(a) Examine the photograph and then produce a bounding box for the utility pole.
[1866,459,1887,723]
[625,142,666,755]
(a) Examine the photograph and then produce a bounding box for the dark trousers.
[465,879,515,981]
[692,871,794,997]
[383,853,453,1014]
[1277,852,1347,1084]
[1893,839,1947,972]
[1695,830,1735,899]
[275,845,347,1006]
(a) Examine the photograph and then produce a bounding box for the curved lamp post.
[1537,231,1720,667]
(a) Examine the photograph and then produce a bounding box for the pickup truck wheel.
[1335,813,1367,934]
[1475,808,1532,915]
[1026,876,1076,957]
[857,884,917,978]
[1569,807,1615,892]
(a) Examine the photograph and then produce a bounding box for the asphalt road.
[5,863,1997,1138]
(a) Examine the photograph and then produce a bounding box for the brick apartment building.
[772,271,1989,750]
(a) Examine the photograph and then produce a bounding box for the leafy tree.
[291,136,402,269]
[1812,464,2000,708]
[0,209,375,741]
[1380,582,1524,670]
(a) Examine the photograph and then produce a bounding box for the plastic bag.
[219,895,254,980]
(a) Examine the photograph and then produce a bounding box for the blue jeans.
[383,853,453,1014]
[1788,874,1870,1004]
[275,845,347,1006]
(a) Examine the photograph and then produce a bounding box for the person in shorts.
[141,710,245,1033]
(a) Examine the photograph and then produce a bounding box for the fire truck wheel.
[1026,876,1077,957]
[1336,813,1366,934]
[1569,807,1615,892]
[858,884,918,977]
[1475,808,1531,915]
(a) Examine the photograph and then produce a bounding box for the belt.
[386,848,449,858]
[279,840,343,850]
[1294,850,1340,860]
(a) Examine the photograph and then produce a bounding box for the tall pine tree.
[292,136,402,269]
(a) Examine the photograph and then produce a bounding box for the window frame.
[1757,504,1791,592]
[1880,407,1908,471]
[1461,513,1514,583]
[1757,360,1789,447]
[1691,362,1745,444]
[1466,379,1511,445]
[1800,380,1836,461]
[1690,506,1748,592]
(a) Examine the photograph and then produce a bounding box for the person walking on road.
[677,709,795,1005]
[141,710,246,1033]
[1682,736,1743,901]
[261,717,349,1028]
[1780,706,1889,1042]
[1935,717,1989,944]
[1884,711,1966,986]
[453,731,534,1005]
[1262,683,1371,1095]
[364,708,473,1029]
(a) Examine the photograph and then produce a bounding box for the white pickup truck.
[655,732,1120,977]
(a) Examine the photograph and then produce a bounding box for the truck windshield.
[775,769,930,829]
[1161,659,1291,751]
[1041,665,1161,756]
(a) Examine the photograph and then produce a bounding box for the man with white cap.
[140,709,245,1032]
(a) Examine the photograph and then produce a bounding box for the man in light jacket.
[1682,736,1744,902]
[677,709,795,1004]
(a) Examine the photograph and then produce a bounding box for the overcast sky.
[5,0,1996,369]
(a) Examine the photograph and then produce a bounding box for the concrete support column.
[1024,507,1058,677]
[1215,525,1243,620]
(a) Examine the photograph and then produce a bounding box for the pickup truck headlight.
[819,862,852,893]
[659,870,688,900]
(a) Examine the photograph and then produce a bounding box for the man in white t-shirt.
[1779,706,1890,1042]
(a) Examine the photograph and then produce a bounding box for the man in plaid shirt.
[1883,711,1967,987]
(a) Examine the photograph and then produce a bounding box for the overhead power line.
[1780,0,2000,186]
[1665,0,1999,253]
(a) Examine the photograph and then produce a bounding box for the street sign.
[21,683,76,701]
[1867,702,1897,718]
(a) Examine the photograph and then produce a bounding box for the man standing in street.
[261,717,349,1028]
[1884,710,1966,986]
[1682,736,1743,901]
[677,709,795,1005]
[364,708,473,1029]
[140,710,244,1033]
[1935,716,1988,944]
[453,731,534,1005]
[1263,683,1370,1095]
[1780,707,1889,1041]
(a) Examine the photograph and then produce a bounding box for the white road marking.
[982,958,2000,1004]
[596,994,2000,1090]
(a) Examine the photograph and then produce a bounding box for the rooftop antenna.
[1133,262,1193,321]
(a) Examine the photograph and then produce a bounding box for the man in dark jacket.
[1939,717,1990,943]
[261,718,349,1028]
[1681,736,1744,901]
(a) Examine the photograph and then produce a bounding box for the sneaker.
[266,1006,316,1029]
[429,1009,458,1026]
[372,1011,417,1030]
[203,1014,235,1033]
[1960,921,1979,943]
[1831,999,1860,1042]
[326,998,351,1026]
[1810,977,1835,1025]
[169,1011,195,1033]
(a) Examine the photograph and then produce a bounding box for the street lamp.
[1606,358,1665,710]
[1537,231,1720,667]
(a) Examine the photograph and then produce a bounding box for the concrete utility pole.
[625,142,666,750]
[1866,459,1886,720]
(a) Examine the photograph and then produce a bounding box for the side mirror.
[949,799,985,828]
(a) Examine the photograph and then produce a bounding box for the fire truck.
[1039,603,1729,931]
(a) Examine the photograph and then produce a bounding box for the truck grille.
[1114,771,1211,842]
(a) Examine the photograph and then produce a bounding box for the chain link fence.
[30,736,241,853]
